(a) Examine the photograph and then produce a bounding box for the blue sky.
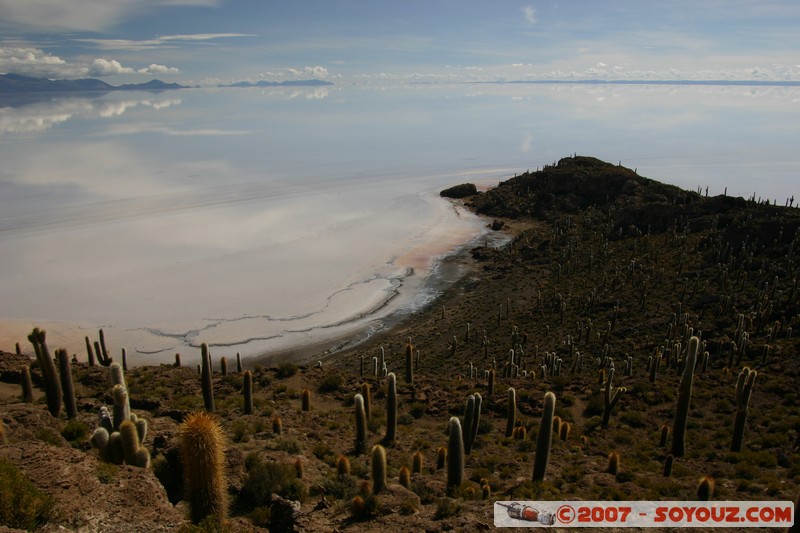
[1,0,799,85]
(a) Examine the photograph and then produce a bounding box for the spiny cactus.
[354,393,367,455]
[21,365,33,403]
[337,455,351,477]
[122,347,128,372]
[659,423,669,448]
[28,328,62,418]
[236,353,242,373]
[464,393,482,455]
[384,373,397,444]
[174,353,181,367]
[56,349,77,419]
[405,340,414,384]
[607,451,620,476]
[697,476,714,500]
[663,454,674,477]
[361,382,371,421]
[120,420,150,468]
[85,336,96,367]
[220,356,228,376]
[601,367,626,428]
[272,415,282,435]
[294,458,303,479]
[487,368,495,397]
[301,389,311,412]
[112,384,130,431]
[436,446,447,470]
[412,451,423,474]
[671,336,699,458]
[371,444,387,494]
[398,466,411,489]
[98,328,112,366]
[243,370,253,415]
[505,387,517,438]
[180,412,228,525]
[731,366,757,452]
[532,391,556,483]
[200,343,215,412]
[447,417,464,491]
[559,422,570,441]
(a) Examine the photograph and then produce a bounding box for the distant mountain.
[0,73,186,94]
[220,79,334,88]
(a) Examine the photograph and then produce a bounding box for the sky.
[0,0,799,86]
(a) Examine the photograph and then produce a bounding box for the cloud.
[523,6,536,25]
[287,66,329,79]
[77,33,255,51]
[1,45,180,78]
[0,0,223,33]
[138,63,180,74]
[90,58,134,76]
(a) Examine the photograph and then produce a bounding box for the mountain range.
[0,73,186,93]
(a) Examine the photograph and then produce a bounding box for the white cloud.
[90,58,134,76]
[523,6,536,25]
[1,45,180,79]
[0,0,223,33]
[138,63,180,74]
[287,66,329,79]
[77,33,255,51]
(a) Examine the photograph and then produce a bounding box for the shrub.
[61,419,89,444]
[276,363,298,379]
[434,497,463,519]
[241,462,306,507]
[318,372,343,393]
[0,459,54,530]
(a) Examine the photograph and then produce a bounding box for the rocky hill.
[1,156,798,531]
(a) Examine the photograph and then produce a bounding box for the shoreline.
[250,213,519,367]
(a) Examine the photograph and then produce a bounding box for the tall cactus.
[200,343,215,412]
[21,365,33,403]
[361,382,372,421]
[731,367,757,452]
[384,372,397,444]
[56,349,77,419]
[243,370,253,415]
[354,393,367,454]
[85,336,96,367]
[179,412,228,525]
[671,336,699,457]
[28,328,62,418]
[505,387,517,437]
[371,444,387,494]
[447,417,464,491]
[532,391,556,483]
[464,393,482,455]
[601,367,626,428]
[120,420,150,468]
[405,340,414,384]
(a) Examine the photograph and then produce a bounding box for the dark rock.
[270,493,302,532]
[440,183,478,199]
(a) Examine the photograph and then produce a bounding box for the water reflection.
[0,83,797,364]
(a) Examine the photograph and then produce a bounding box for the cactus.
[607,451,620,476]
[361,382,372,421]
[85,336,96,367]
[434,447,447,472]
[487,368,495,397]
[697,476,714,500]
[464,394,476,453]
[301,389,311,412]
[294,458,303,479]
[21,365,34,403]
[243,370,253,415]
[337,455,351,477]
[200,343,215,412]
[384,372,397,444]
[98,328,111,366]
[28,328,62,418]
[601,367,626,428]
[0,419,5,445]
[671,336,699,457]
[731,367,757,452]
[447,417,464,491]
[405,340,414,384]
[179,412,228,524]
[412,451,423,474]
[236,353,243,373]
[371,444,387,494]
[481,483,491,500]
[120,420,150,468]
[659,423,669,447]
[272,415,282,436]
[354,393,367,454]
[174,353,181,367]
[505,387,517,437]
[220,356,227,376]
[122,347,128,371]
[398,466,411,489]
[532,391,556,483]
[663,454,674,477]
[559,422,571,441]
[112,384,130,431]
[56,349,78,419]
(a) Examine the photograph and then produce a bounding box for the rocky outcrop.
[440,183,478,199]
